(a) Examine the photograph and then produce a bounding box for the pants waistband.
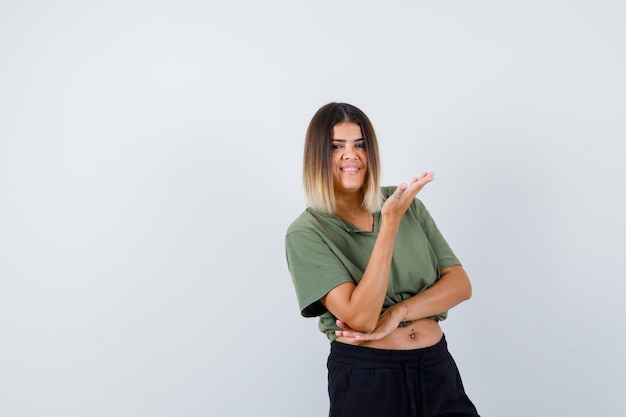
[329,334,449,368]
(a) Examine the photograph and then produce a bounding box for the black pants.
[327,335,479,417]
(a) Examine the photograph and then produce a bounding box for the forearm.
[399,265,472,322]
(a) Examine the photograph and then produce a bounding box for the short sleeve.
[285,229,353,317]
[411,198,460,270]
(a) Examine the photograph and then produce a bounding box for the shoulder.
[286,208,340,240]
[287,209,321,234]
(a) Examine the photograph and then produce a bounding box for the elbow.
[449,265,472,302]
[356,321,377,333]
[461,277,472,301]
[464,284,472,301]
[343,314,378,333]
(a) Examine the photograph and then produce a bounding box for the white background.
[1,1,625,416]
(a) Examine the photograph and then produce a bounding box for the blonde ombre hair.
[303,103,383,214]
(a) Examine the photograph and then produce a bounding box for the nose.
[342,144,357,159]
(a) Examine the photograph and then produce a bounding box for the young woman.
[285,102,480,417]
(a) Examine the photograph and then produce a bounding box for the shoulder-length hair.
[303,102,383,214]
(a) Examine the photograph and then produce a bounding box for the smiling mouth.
[341,167,360,173]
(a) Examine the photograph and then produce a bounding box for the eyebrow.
[331,138,365,142]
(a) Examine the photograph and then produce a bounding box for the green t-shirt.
[285,186,461,341]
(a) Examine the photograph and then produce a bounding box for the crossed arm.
[326,264,472,340]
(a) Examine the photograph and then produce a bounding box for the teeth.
[342,167,358,172]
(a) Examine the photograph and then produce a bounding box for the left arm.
[399,264,472,322]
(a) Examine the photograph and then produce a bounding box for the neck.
[333,191,373,231]
[334,206,373,232]
[334,193,366,216]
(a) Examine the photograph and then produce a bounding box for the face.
[331,121,367,197]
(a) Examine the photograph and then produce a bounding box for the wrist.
[397,301,410,323]
[378,218,400,236]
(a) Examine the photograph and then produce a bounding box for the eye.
[356,142,366,149]
[331,143,343,149]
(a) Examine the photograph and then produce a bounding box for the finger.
[336,320,354,331]
[412,171,435,184]
[335,335,363,345]
[422,171,435,182]
[335,330,366,339]
[391,183,408,200]
[406,172,435,196]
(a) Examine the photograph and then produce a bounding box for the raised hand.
[380,172,435,223]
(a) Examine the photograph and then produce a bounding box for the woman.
[285,102,480,417]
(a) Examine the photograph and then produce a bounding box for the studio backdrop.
[1,1,624,416]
